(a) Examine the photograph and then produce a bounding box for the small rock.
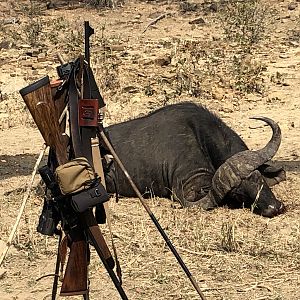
[137,73,147,78]
[25,49,40,57]
[279,54,290,59]
[37,57,48,63]
[0,51,8,58]
[288,2,298,10]
[208,3,218,12]
[291,15,298,21]
[46,1,57,9]
[20,44,31,49]
[22,61,33,67]
[37,53,46,59]
[122,86,139,93]
[212,87,225,101]
[3,17,19,25]
[289,41,299,47]
[0,41,11,50]
[179,2,198,13]
[0,268,7,279]
[154,55,171,66]
[104,45,125,52]
[219,104,234,113]
[189,17,205,25]
[32,63,44,70]
[37,52,47,62]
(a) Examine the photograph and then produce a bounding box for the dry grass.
[1,180,299,299]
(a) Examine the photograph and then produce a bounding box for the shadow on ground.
[275,160,300,172]
[0,154,48,180]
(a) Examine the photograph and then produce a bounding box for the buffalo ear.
[258,163,286,187]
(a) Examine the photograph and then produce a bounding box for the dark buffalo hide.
[103,102,285,217]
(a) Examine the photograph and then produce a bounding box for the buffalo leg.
[173,172,218,210]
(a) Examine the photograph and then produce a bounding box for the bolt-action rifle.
[19,75,127,298]
[19,22,128,299]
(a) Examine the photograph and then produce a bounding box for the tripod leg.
[83,245,90,300]
[51,231,62,300]
[82,216,128,300]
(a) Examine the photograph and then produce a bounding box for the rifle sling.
[68,60,83,157]
[91,137,122,283]
[81,62,107,224]
[83,61,105,108]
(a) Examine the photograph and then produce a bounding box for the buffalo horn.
[211,116,281,202]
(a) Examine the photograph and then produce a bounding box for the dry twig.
[0,145,47,266]
[142,14,166,34]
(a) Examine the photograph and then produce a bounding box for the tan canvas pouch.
[55,157,96,195]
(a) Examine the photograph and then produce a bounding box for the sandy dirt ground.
[0,1,299,299]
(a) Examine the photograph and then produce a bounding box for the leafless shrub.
[170,40,207,98]
[20,0,46,47]
[217,0,273,93]
[220,221,239,252]
[64,27,84,58]
[231,54,266,94]
[219,0,273,53]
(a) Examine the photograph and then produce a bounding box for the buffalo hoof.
[184,195,218,211]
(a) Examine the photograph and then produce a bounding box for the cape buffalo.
[104,102,285,217]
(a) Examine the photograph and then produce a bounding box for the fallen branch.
[0,145,47,266]
[36,273,57,281]
[142,14,166,34]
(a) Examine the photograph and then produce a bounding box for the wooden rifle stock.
[20,76,68,165]
[60,232,88,296]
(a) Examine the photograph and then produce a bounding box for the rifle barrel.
[84,21,94,65]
